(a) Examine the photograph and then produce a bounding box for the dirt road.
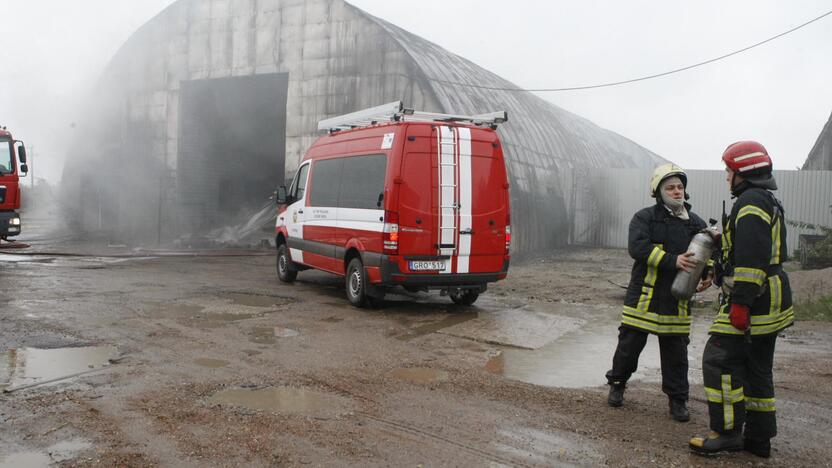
[1,246,831,466]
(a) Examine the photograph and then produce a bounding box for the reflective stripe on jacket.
[622,204,706,335]
[711,187,794,336]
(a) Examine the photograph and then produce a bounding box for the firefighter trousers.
[605,326,689,401]
[702,333,777,440]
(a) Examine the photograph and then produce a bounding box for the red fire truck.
[0,126,28,241]
[275,102,511,307]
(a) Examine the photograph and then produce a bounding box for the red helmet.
[722,141,773,176]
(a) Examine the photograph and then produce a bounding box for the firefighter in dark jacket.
[606,164,712,422]
[690,141,794,458]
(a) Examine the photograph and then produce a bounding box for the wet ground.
[1,239,832,466]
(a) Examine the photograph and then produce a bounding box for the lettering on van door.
[311,208,332,220]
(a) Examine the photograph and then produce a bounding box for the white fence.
[569,169,832,251]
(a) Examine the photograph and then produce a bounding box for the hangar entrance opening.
[178,73,288,235]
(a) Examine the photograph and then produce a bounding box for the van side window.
[339,154,387,209]
[291,164,309,202]
[309,159,343,207]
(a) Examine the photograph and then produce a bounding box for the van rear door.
[396,125,507,274]
[398,144,437,258]
[451,127,508,273]
[466,129,509,269]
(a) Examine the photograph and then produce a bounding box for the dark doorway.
[178,73,288,233]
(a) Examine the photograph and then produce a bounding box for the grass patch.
[795,296,832,322]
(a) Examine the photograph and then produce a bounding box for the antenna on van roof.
[317,101,508,133]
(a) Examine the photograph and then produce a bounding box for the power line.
[424,8,832,92]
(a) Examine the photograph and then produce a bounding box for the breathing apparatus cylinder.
[671,222,721,300]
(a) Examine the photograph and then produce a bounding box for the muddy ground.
[1,240,831,467]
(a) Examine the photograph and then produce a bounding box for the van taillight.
[384,210,399,255]
[505,214,511,254]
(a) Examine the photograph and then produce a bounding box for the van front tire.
[450,289,479,306]
[276,244,297,283]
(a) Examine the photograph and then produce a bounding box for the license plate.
[409,260,445,271]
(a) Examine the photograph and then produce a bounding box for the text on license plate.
[409,260,446,271]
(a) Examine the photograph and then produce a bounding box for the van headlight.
[10,216,20,226]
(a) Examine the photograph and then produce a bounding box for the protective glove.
[729,303,750,331]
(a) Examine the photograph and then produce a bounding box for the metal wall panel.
[574,169,832,251]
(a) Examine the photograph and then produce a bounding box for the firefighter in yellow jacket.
[606,164,712,422]
[690,141,794,458]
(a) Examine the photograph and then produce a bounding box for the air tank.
[671,221,721,300]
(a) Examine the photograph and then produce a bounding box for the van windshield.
[0,139,12,174]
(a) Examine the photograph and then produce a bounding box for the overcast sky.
[2,0,830,183]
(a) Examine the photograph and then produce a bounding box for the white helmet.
[649,163,687,197]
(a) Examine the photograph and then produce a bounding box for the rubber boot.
[607,382,625,407]
[669,399,690,422]
[689,431,743,456]
[743,438,771,458]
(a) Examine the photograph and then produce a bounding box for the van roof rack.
[317,100,508,133]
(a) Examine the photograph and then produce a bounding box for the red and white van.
[274,102,510,307]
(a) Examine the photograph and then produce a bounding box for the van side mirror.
[17,144,27,163]
[275,186,289,205]
[19,164,28,175]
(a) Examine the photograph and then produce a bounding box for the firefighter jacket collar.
[731,174,778,197]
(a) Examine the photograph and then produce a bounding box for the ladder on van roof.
[317,101,508,133]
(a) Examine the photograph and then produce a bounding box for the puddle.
[0,439,92,466]
[195,312,260,323]
[147,303,261,328]
[396,311,478,341]
[0,451,51,467]
[389,367,449,383]
[147,303,206,319]
[221,292,293,308]
[194,358,230,369]
[0,255,55,264]
[249,326,300,344]
[79,317,119,327]
[208,386,353,416]
[484,308,710,388]
[494,426,602,466]
[45,439,93,463]
[1,346,118,390]
[146,296,291,329]
[440,304,584,350]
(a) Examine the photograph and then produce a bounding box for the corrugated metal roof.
[81,0,672,251]
[369,17,665,172]
[803,111,832,170]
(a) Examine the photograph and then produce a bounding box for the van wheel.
[346,258,371,307]
[276,244,297,283]
[450,289,479,306]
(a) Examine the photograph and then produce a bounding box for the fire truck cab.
[0,126,28,240]
[275,101,511,307]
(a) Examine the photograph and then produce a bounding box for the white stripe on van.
[337,208,385,233]
[298,208,385,233]
[290,248,304,263]
[438,126,456,273]
[457,127,472,274]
